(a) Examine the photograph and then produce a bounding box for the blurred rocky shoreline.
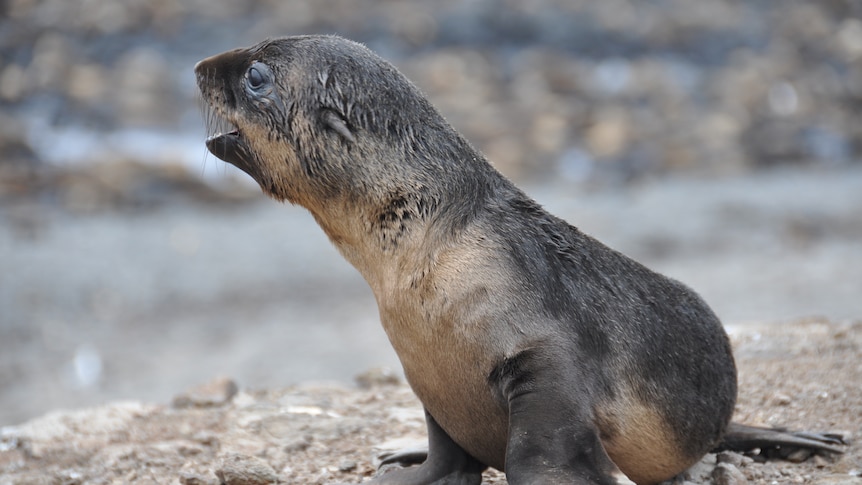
[2,0,861,210]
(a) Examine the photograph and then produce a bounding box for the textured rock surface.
[0,319,858,484]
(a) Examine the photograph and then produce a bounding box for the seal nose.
[194,55,219,83]
[195,48,248,75]
[194,48,251,94]
[194,55,219,77]
[194,57,215,92]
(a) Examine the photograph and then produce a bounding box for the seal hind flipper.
[715,422,846,460]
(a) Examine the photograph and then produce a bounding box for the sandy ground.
[0,318,859,484]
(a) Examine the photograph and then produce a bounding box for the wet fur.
[196,35,738,484]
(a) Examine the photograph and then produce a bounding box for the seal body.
[196,35,737,484]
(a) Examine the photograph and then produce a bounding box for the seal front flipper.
[490,348,633,485]
[715,422,846,460]
[338,410,485,484]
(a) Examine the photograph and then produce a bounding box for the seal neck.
[307,160,503,300]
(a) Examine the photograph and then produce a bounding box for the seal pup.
[195,35,844,484]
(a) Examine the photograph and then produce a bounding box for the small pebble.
[784,448,814,463]
[355,367,401,389]
[173,377,239,409]
[712,462,747,485]
[683,453,717,483]
[215,453,281,485]
[770,393,792,406]
[716,451,745,467]
[192,431,220,447]
[283,436,311,453]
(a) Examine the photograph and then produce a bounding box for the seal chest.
[196,35,739,484]
[374,237,527,470]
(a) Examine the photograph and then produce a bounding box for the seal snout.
[195,49,258,173]
[199,94,240,156]
[200,104,248,171]
[193,56,221,94]
[194,48,248,80]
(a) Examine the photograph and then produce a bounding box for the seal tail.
[714,422,846,461]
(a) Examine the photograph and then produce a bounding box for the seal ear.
[322,110,355,143]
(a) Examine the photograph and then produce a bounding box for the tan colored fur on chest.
[379,297,509,469]
[373,245,515,469]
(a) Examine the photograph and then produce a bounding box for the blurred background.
[1,0,861,426]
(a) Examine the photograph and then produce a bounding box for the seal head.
[196,36,467,214]
[202,54,280,176]
[196,45,297,199]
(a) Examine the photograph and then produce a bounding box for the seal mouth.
[205,129,258,176]
[202,106,259,175]
[203,104,239,155]
[205,129,241,161]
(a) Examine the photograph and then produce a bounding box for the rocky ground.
[1,318,859,485]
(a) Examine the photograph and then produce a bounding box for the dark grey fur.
[195,35,844,485]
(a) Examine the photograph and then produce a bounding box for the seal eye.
[247,66,265,89]
[244,62,273,94]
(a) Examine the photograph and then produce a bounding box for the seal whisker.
[196,85,215,176]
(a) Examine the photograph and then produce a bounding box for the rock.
[770,392,793,406]
[813,454,830,468]
[215,453,282,485]
[585,108,630,159]
[682,453,717,483]
[283,436,312,453]
[0,64,28,102]
[173,377,239,409]
[712,462,748,485]
[355,367,401,389]
[716,451,746,467]
[785,447,816,463]
[67,63,109,103]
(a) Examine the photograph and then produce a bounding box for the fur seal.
[195,35,844,484]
